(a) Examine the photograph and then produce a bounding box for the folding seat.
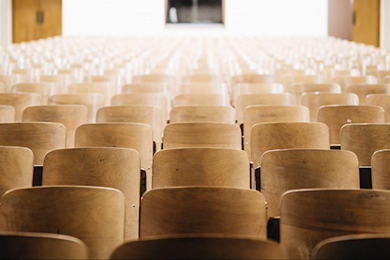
[289,83,341,100]
[153,148,250,189]
[43,147,141,240]
[313,234,390,259]
[140,187,267,239]
[261,149,359,218]
[163,122,241,150]
[0,122,66,165]
[0,232,88,259]
[251,122,330,167]
[232,83,285,106]
[244,105,309,153]
[48,93,105,123]
[0,93,41,121]
[97,105,163,148]
[367,94,390,122]
[170,106,235,124]
[341,124,390,166]
[236,93,295,125]
[110,235,287,260]
[0,105,15,122]
[12,83,57,105]
[23,105,88,148]
[68,83,113,105]
[346,84,390,104]
[0,186,125,259]
[318,105,385,145]
[173,93,230,107]
[300,93,359,122]
[332,75,377,92]
[280,189,390,259]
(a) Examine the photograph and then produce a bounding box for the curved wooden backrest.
[122,83,168,94]
[177,83,226,95]
[12,83,56,104]
[75,123,153,172]
[318,105,385,145]
[23,105,88,148]
[280,189,390,259]
[231,74,275,86]
[332,75,378,92]
[347,84,390,104]
[289,83,341,99]
[0,105,15,123]
[153,148,250,189]
[0,186,125,259]
[261,149,359,218]
[300,93,359,122]
[371,149,390,190]
[68,83,113,104]
[170,106,235,124]
[181,74,223,84]
[140,187,267,239]
[43,147,140,240]
[132,74,176,85]
[367,94,390,122]
[0,82,5,93]
[251,122,330,167]
[173,94,230,107]
[0,232,89,259]
[110,235,287,259]
[0,146,33,197]
[313,234,390,259]
[367,70,390,82]
[236,93,295,124]
[48,94,105,123]
[40,74,69,91]
[111,93,168,121]
[233,83,284,106]
[244,105,310,153]
[163,122,241,150]
[0,93,41,121]
[0,122,66,165]
[341,123,390,166]
[280,74,322,91]
[384,76,390,84]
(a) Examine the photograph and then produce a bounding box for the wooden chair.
[12,83,56,105]
[0,232,88,259]
[332,75,378,92]
[231,74,275,87]
[170,106,235,124]
[0,93,42,121]
[132,74,176,86]
[0,122,66,165]
[0,82,6,93]
[163,123,241,150]
[313,234,390,259]
[181,75,223,85]
[177,83,227,95]
[384,76,390,84]
[0,74,26,92]
[280,189,390,259]
[280,74,322,92]
[43,147,141,240]
[232,83,285,106]
[122,83,169,95]
[346,84,390,104]
[318,105,385,145]
[110,235,288,260]
[68,83,114,105]
[0,186,125,259]
[48,94,105,123]
[173,94,230,107]
[153,148,250,189]
[261,149,359,218]
[97,105,163,148]
[289,83,341,99]
[251,122,329,167]
[40,75,69,92]
[300,93,359,122]
[243,105,309,153]
[23,105,88,148]
[140,187,267,239]
[341,123,390,166]
[371,149,390,190]
[0,146,33,198]
[367,94,390,122]
[0,105,15,123]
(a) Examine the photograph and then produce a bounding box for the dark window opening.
[167,0,223,24]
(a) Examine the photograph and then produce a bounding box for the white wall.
[0,0,12,47]
[381,0,390,50]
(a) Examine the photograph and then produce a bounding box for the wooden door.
[12,0,62,43]
[352,0,380,47]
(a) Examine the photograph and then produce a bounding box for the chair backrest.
[173,94,230,107]
[68,83,113,104]
[332,75,378,92]
[367,94,390,122]
[243,105,310,153]
[170,106,235,124]
[346,84,390,104]
[140,187,267,239]
[371,149,390,190]
[23,105,88,148]
[261,149,359,218]
[0,93,41,121]
[231,74,275,86]
[0,122,66,165]
[122,83,168,95]
[300,93,359,122]
[181,74,223,84]
[341,123,390,166]
[0,146,33,197]
[280,74,322,91]
[12,83,56,104]
[48,94,105,123]
[163,122,241,150]
[0,105,15,123]
[312,234,390,259]
[43,147,140,240]
[0,232,89,259]
[177,83,226,95]
[110,235,287,260]
[233,83,284,106]
[280,189,390,259]
[318,105,385,145]
[251,122,330,167]
[153,148,250,189]
[132,74,176,85]
[0,186,124,259]
[236,93,295,124]
[289,83,341,99]
[384,76,390,84]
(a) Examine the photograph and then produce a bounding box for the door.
[12,0,62,43]
[352,0,380,47]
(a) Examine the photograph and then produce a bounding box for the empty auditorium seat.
[346,84,390,104]
[0,93,42,121]
[0,105,15,122]
[173,93,230,107]
[289,83,341,99]
[169,106,235,124]
[12,83,57,105]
